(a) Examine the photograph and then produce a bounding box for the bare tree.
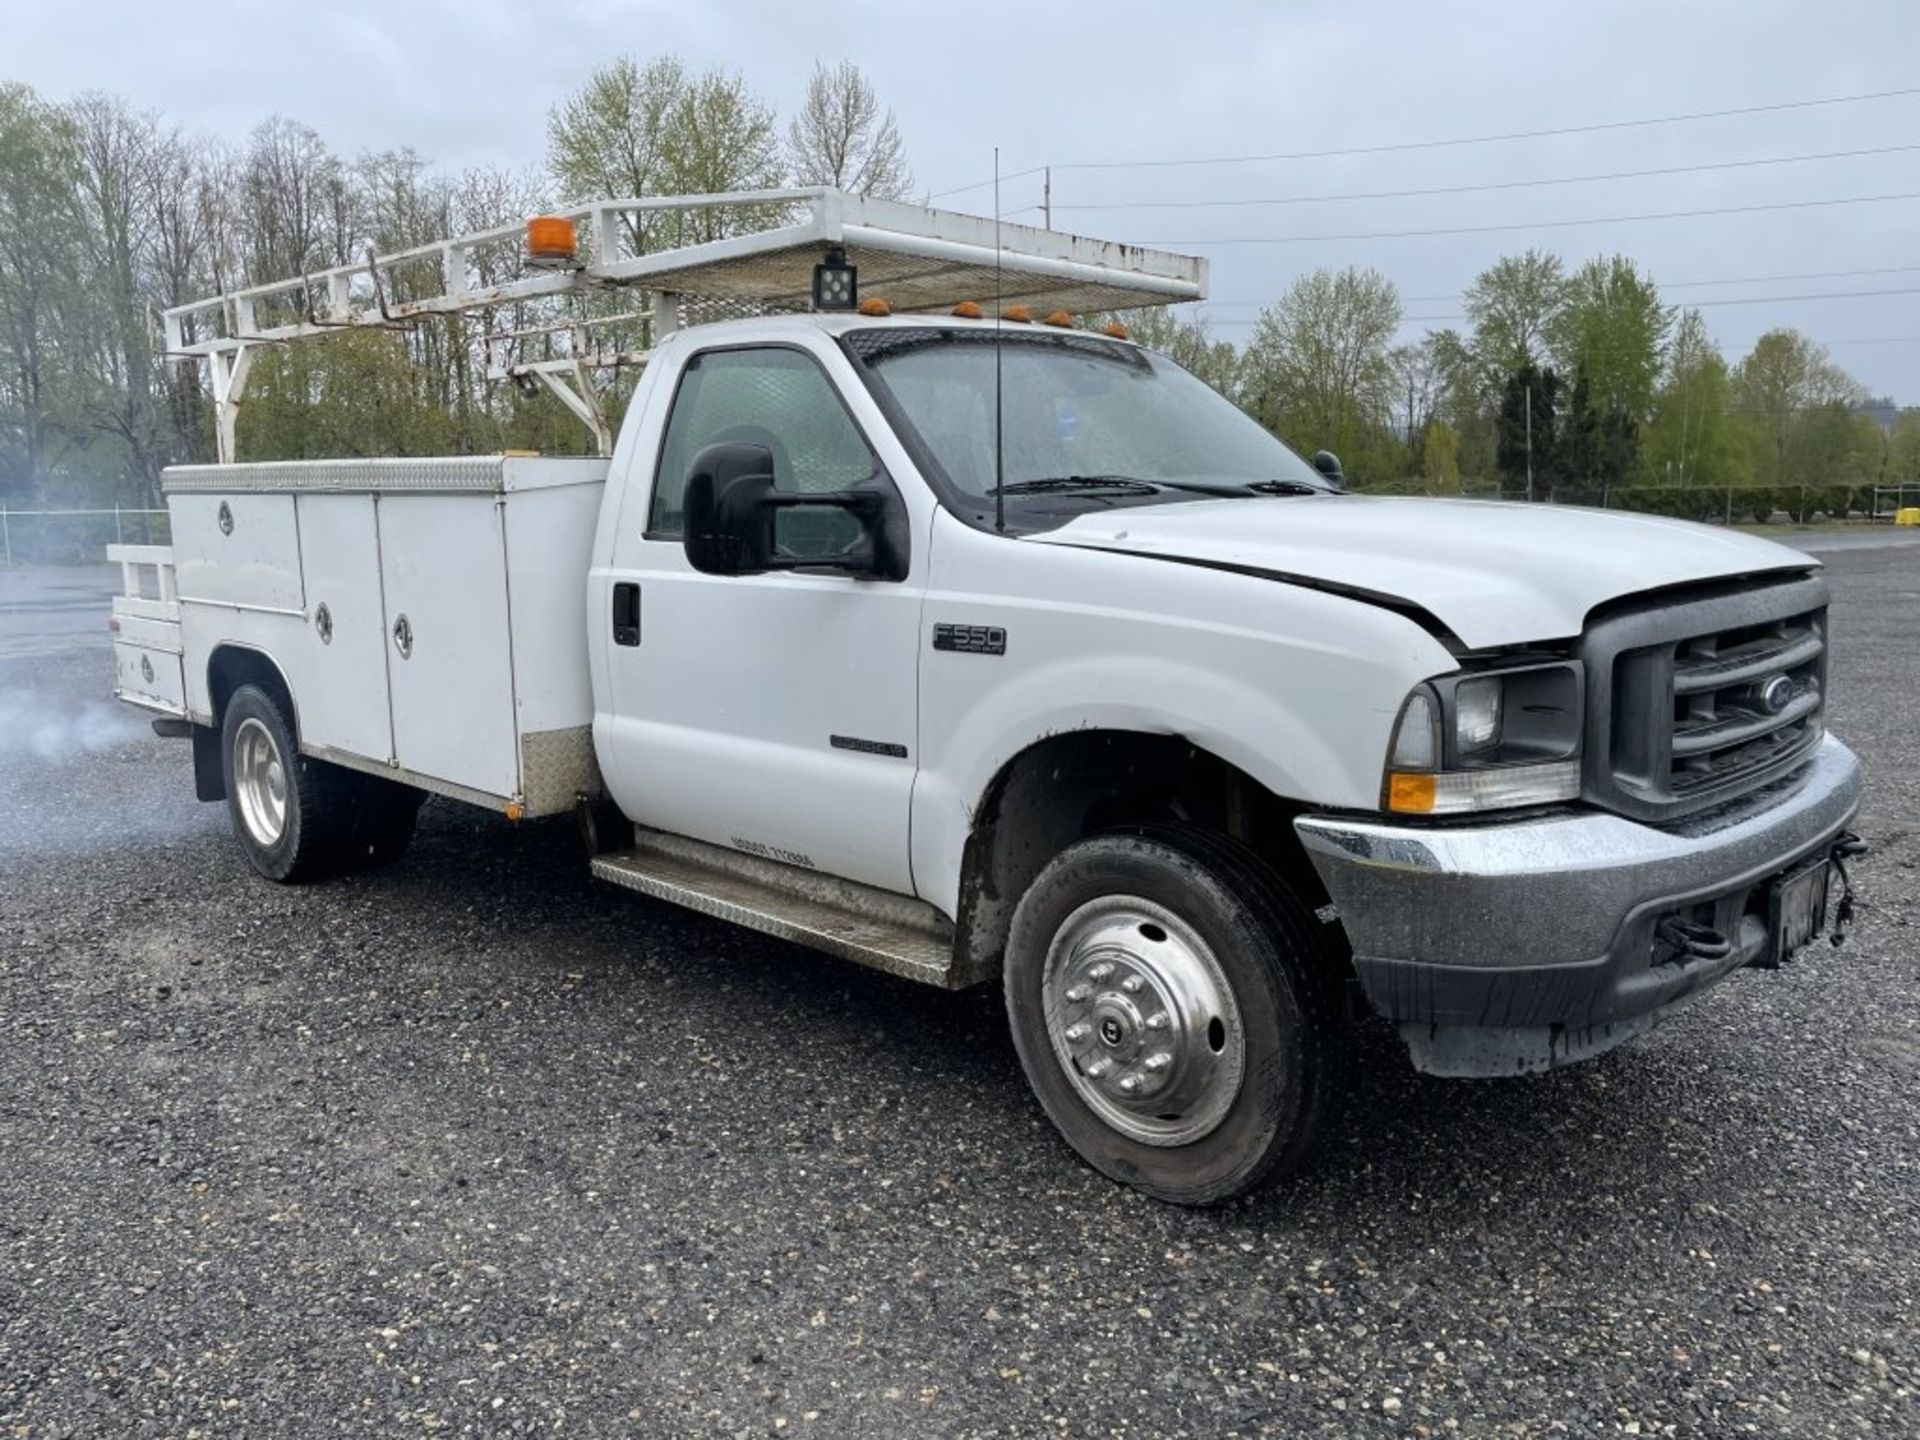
[786,61,912,200]
[70,93,171,499]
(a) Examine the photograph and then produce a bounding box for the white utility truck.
[113,190,1863,1204]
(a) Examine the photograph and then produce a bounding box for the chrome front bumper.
[1294,735,1863,1076]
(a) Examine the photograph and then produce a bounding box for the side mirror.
[681,441,900,579]
[1312,450,1346,489]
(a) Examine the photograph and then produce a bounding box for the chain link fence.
[0,508,171,567]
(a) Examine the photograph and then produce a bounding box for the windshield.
[846,328,1330,521]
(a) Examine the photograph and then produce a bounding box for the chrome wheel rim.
[1041,894,1246,1147]
[232,716,288,847]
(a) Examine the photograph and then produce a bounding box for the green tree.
[1495,362,1558,499]
[1887,410,1920,486]
[1641,309,1747,489]
[1733,328,1865,486]
[1557,367,1598,499]
[547,56,783,252]
[1422,420,1461,493]
[1243,266,1402,482]
[1463,249,1565,385]
[1547,255,1671,423]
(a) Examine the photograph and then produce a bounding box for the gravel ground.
[1,546,1915,1439]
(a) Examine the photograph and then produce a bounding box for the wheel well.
[207,645,296,735]
[953,730,1339,983]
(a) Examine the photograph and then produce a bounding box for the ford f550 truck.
[112,191,1863,1204]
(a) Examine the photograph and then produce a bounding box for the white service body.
[116,311,1862,1087]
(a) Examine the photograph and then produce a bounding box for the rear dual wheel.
[221,684,421,881]
[1005,828,1335,1206]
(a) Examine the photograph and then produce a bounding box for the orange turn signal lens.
[526,216,578,260]
[1043,309,1074,327]
[952,300,983,318]
[1102,321,1129,340]
[1002,305,1032,323]
[1386,772,1437,814]
[857,296,892,316]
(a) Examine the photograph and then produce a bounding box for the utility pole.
[1524,384,1534,503]
[1042,167,1051,229]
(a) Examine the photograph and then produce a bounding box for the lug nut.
[1066,984,1091,1002]
[1145,1013,1170,1030]
[1117,1076,1141,1094]
[1088,962,1114,981]
[1064,1022,1090,1042]
[1142,1052,1172,1072]
[1086,1057,1112,1078]
[1120,976,1144,994]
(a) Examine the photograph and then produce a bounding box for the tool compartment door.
[169,493,304,612]
[376,495,519,800]
[294,494,393,762]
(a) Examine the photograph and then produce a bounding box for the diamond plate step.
[591,828,958,987]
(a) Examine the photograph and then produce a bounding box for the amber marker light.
[1386,772,1438,815]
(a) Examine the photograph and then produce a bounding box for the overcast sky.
[11,0,1920,399]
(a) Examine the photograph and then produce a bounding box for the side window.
[649,347,881,555]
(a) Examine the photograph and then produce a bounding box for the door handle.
[612,582,641,646]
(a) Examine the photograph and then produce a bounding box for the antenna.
[993,147,1006,536]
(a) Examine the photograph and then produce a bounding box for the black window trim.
[641,339,908,562]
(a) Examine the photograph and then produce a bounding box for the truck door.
[598,340,926,896]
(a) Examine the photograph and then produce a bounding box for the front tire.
[220,684,357,882]
[1004,829,1334,1205]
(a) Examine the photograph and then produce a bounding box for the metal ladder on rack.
[158,188,1207,462]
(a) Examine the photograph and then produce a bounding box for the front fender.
[911,520,1454,915]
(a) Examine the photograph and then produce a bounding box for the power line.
[1194,264,1920,310]
[1143,190,1920,246]
[925,85,1920,199]
[1049,143,1920,212]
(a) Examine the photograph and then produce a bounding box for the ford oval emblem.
[1758,675,1794,715]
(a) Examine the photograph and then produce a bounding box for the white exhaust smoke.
[0,686,143,763]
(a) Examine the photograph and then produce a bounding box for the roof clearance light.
[812,247,858,311]
[1043,310,1074,328]
[952,301,983,318]
[1002,305,1032,323]
[1102,321,1130,340]
[857,297,892,317]
[525,216,578,265]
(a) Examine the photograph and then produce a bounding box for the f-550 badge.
[933,623,1007,656]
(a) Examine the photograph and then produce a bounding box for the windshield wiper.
[989,475,1163,496]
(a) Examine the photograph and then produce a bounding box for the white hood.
[1030,495,1815,650]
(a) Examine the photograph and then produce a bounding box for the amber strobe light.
[525,216,578,263]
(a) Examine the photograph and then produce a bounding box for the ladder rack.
[160,188,1207,461]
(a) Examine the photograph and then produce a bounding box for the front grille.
[1581,575,1828,821]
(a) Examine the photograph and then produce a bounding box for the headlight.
[1384,662,1584,815]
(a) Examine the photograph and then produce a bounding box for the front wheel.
[1004,829,1334,1205]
